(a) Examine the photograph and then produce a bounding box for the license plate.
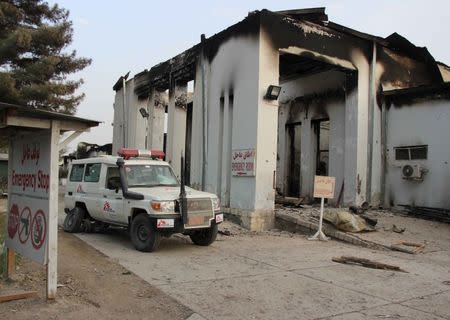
[156,219,174,228]
[187,215,204,226]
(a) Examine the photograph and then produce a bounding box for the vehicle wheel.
[130,214,161,252]
[190,224,218,246]
[63,207,85,233]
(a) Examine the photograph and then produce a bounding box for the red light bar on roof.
[118,148,165,160]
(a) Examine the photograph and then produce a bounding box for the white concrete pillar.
[300,117,314,199]
[251,27,279,230]
[167,81,187,178]
[344,52,370,206]
[147,89,165,150]
[112,87,125,155]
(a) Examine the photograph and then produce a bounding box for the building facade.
[112,8,450,230]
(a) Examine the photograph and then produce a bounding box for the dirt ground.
[0,209,191,319]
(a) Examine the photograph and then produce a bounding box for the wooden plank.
[58,119,91,132]
[46,120,60,300]
[5,115,92,132]
[332,256,408,273]
[6,115,51,129]
[0,291,38,303]
[6,142,15,278]
[6,249,15,278]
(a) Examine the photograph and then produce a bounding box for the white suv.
[63,149,223,252]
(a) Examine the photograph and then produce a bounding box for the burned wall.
[385,98,450,209]
[277,70,346,202]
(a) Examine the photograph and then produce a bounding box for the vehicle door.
[65,163,85,209]
[82,162,103,219]
[100,165,125,225]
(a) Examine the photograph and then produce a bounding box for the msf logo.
[103,201,115,214]
[76,185,85,194]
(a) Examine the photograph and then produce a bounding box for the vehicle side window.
[105,167,121,190]
[84,163,101,182]
[69,164,84,182]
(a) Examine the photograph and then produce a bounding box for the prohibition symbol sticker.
[19,207,32,244]
[7,204,19,239]
[31,210,46,250]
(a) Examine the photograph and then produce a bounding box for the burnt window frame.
[394,145,428,161]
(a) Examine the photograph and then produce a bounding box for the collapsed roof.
[124,7,447,98]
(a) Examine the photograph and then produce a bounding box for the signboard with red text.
[231,149,256,176]
[6,132,50,264]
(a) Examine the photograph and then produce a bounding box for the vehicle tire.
[63,206,85,233]
[130,214,161,252]
[190,224,218,246]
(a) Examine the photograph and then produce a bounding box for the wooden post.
[6,248,15,278]
[46,120,60,300]
[6,140,14,278]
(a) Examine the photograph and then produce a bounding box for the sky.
[50,0,450,152]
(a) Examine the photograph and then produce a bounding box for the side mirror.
[107,176,122,190]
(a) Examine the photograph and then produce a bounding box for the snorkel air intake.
[179,153,188,224]
[116,158,144,200]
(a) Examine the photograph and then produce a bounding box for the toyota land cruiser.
[63,148,223,252]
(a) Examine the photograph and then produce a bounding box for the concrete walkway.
[64,218,449,320]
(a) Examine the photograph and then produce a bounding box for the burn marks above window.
[394,145,428,161]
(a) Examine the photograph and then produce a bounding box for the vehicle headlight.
[151,201,175,213]
[212,197,220,211]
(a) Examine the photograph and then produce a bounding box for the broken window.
[69,164,84,182]
[394,145,428,161]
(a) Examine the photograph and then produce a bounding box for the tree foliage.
[0,0,91,114]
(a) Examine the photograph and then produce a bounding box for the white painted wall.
[204,35,261,210]
[167,83,187,178]
[385,99,450,209]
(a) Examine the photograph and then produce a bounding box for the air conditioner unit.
[402,164,423,180]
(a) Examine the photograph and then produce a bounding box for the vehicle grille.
[185,198,214,228]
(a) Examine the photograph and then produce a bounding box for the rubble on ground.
[275,204,386,233]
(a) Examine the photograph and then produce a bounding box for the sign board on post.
[313,176,336,199]
[231,149,256,177]
[6,133,51,264]
[309,175,336,241]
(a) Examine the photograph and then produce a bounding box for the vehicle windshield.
[125,165,179,187]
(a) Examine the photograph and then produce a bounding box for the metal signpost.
[308,175,336,241]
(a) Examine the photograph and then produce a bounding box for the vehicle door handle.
[115,197,122,200]
[103,195,107,198]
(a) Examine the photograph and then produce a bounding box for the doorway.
[286,122,301,197]
[313,119,330,176]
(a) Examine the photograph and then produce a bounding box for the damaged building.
[111,7,450,230]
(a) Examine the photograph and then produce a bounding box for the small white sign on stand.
[308,175,336,241]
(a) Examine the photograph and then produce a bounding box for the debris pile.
[323,210,375,232]
[276,202,378,233]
